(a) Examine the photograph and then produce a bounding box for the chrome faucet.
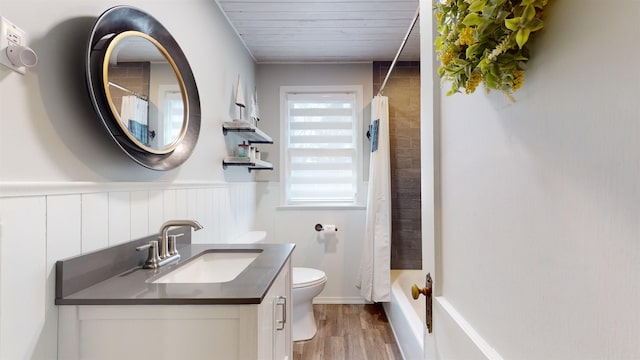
[136,220,203,269]
[158,219,203,260]
[136,220,202,269]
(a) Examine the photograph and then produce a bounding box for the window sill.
[276,204,366,211]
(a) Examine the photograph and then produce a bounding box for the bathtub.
[384,269,425,360]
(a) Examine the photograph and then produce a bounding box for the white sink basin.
[153,250,261,283]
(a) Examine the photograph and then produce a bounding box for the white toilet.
[291,267,327,341]
[232,231,327,342]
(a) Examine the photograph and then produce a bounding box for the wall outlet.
[0,16,29,74]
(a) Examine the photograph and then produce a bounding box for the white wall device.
[0,16,37,75]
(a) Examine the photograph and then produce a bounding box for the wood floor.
[293,304,403,360]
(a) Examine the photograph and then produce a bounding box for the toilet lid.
[292,267,327,289]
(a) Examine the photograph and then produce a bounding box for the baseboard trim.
[313,296,367,305]
[435,296,504,360]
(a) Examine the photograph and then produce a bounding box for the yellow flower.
[465,71,482,94]
[512,69,524,91]
[441,48,456,66]
[458,27,476,46]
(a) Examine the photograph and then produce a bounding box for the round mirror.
[86,6,200,170]
[104,31,188,154]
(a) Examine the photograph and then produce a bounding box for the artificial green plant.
[434,0,549,100]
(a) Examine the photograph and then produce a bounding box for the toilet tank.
[231,231,266,244]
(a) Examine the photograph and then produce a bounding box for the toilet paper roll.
[323,224,337,232]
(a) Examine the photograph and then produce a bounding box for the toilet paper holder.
[314,224,338,232]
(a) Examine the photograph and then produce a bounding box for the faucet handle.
[136,240,160,269]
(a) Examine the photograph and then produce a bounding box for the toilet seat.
[292,267,327,289]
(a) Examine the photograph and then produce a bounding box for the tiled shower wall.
[109,62,151,109]
[373,61,422,269]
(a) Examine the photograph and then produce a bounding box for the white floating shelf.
[222,121,273,144]
[222,157,273,172]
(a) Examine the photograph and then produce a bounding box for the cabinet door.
[257,258,292,360]
[272,260,292,360]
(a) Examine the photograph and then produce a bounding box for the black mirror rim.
[86,5,201,171]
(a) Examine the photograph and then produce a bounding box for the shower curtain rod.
[108,81,148,101]
[377,7,420,97]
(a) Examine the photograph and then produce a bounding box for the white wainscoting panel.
[163,189,178,220]
[44,195,82,358]
[193,188,213,244]
[47,195,82,266]
[108,192,131,246]
[47,195,82,288]
[81,193,109,253]
[228,183,257,242]
[214,187,223,243]
[187,189,199,222]
[218,187,233,243]
[0,196,47,360]
[130,191,150,240]
[176,189,189,219]
[148,190,164,234]
[0,181,258,359]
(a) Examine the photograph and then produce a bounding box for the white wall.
[423,0,640,358]
[254,63,373,181]
[0,0,255,182]
[254,64,373,303]
[0,0,257,358]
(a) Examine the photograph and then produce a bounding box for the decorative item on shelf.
[434,0,549,101]
[237,141,250,158]
[233,74,246,122]
[250,87,261,127]
[221,82,272,172]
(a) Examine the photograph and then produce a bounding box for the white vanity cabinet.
[58,259,292,360]
[257,258,292,360]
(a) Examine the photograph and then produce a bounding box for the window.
[161,89,184,145]
[281,86,363,206]
[154,84,183,148]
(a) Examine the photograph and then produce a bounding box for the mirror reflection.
[104,31,188,154]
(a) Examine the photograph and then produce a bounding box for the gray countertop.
[56,243,295,305]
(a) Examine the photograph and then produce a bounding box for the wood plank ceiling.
[215,0,420,63]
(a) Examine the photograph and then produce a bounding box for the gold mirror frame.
[102,31,189,155]
[86,6,201,170]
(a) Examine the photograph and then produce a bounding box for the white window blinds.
[283,91,360,204]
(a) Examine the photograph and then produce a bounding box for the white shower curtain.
[120,95,149,144]
[357,95,391,302]
[120,95,148,128]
